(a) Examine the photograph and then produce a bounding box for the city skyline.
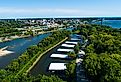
[0,0,121,18]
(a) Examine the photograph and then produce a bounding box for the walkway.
[76,59,89,82]
[76,39,90,82]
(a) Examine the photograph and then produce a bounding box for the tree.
[35,75,64,82]
[100,55,121,82]
[85,44,94,53]
[68,52,76,59]
[74,44,80,54]
[0,69,7,81]
[66,60,76,82]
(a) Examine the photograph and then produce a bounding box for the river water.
[103,20,121,28]
[0,33,50,68]
[94,20,121,28]
[0,28,74,68]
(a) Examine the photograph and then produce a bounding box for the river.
[0,28,74,69]
[0,33,50,68]
[102,20,121,28]
[94,20,121,28]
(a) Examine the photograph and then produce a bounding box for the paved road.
[76,61,89,82]
[76,39,90,82]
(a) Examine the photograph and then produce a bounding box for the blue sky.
[0,0,121,18]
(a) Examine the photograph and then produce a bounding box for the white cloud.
[0,7,82,14]
[0,7,120,18]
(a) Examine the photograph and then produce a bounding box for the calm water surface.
[0,28,73,68]
[95,20,121,28]
[0,33,50,68]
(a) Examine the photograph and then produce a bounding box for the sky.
[0,0,121,18]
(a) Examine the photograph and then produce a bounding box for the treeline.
[1,73,64,82]
[65,60,76,82]
[65,41,81,82]
[0,30,70,81]
[76,24,121,82]
[0,21,24,37]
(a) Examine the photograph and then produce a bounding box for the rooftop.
[71,38,81,41]
[49,63,66,71]
[57,48,74,52]
[50,54,68,59]
[65,41,78,45]
[61,43,75,48]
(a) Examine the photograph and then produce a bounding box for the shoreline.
[0,30,55,43]
[0,30,60,43]
[0,47,14,57]
[0,35,31,43]
[0,30,60,57]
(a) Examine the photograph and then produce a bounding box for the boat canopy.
[49,63,66,70]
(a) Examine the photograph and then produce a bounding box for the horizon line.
[1,16,121,19]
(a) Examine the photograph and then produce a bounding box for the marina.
[30,34,82,77]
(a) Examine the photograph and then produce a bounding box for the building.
[57,49,74,52]
[61,43,75,48]
[50,54,68,59]
[65,41,78,45]
[48,63,66,72]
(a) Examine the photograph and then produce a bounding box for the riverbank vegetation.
[65,43,81,82]
[75,24,121,82]
[0,30,70,81]
[2,22,121,82]
[1,73,64,82]
[0,21,23,37]
[0,21,62,42]
[65,60,76,82]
